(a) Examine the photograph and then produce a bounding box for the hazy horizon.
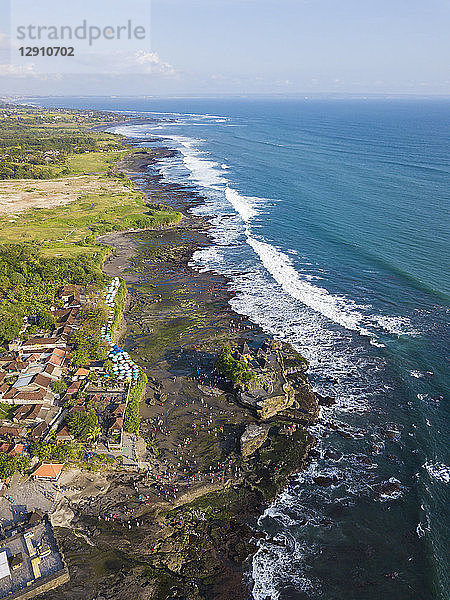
[1,0,449,97]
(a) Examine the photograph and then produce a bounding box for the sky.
[0,0,449,97]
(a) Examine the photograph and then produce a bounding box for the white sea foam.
[245,236,388,338]
[118,122,418,342]
[165,135,229,189]
[410,370,425,378]
[424,461,450,484]
[225,187,260,222]
[416,521,430,538]
[251,537,318,600]
[94,114,437,599]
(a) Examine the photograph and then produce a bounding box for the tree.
[0,452,30,478]
[52,379,67,395]
[215,345,254,386]
[67,410,99,442]
[0,305,22,342]
[28,439,82,462]
[35,310,55,331]
[86,425,102,442]
[70,348,90,368]
[9,272,26,287]
[103,359,115,378]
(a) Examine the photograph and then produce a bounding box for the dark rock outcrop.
[222,339,319,423]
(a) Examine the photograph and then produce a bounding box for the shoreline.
[43,136,320,599]
[2,100,445,600]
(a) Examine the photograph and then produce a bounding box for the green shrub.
[0,452,30,479]
[123,370,147,434]
[67,409,99,442]
[215,345,254,386]
[51,379,67,395]
[28,439,82,463]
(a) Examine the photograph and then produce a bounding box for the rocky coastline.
[46,142,320,600]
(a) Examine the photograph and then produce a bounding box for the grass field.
[67,150,131,174]
[0,105,181,261]
[0,185,179,254]
[0,148,129,180]
[0,177,182,258]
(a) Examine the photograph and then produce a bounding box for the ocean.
[36,96,449,599]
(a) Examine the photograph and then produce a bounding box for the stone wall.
[7,568,69,600]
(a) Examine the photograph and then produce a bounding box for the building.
[21,338,64,352]
[0,426,26,439]
[30,556,41,580]
[0,550,10,581]
[0,518,69,598]
[58,284,84,307]
[55,426,72,442]
[73,368,89,380]
[66,381,82,396]
[32,463,64,482]
[8,553,22,571]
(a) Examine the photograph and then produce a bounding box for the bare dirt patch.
[0,175,129,216]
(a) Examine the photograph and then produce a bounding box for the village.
[0,276,147,599]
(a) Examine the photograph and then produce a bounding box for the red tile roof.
[43,364,57,376]
[48,355,63,367]
[6,361,28,371]
[8,443,26,456]
[52,348,67,358]
[12,390,46,403]
[55,425,72,440]
[24,337,59,347]
[32,463,64,480]
[67,381,81,393]
[26,353,43,363]
[0,426,26,438]
[74,368,89,377]
[14,404,43,420]
[30,421,47,440]
[109,417,123,431]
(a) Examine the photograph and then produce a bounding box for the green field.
[67,150,131,175]
[0,186,181,258]
[0,103,126,180]
[0,104,183,260]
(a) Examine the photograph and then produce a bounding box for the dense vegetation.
[215,345,255,386]
[28,439,83,462]
[70,304,109,367]
[123,370,148,433]
[0,243,105,346]
[0,451,30,479]
[0,105,126,179]
[67,409,100,442]
[51,379,68,395]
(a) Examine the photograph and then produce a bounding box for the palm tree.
[87,425,102,443]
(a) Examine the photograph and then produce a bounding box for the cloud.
[0,63,37,77]
[134,51,176,76]
[0,33,11,50]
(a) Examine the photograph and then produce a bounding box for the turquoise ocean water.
[36,97,449,599]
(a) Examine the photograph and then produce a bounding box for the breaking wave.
[424,461,450,484]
